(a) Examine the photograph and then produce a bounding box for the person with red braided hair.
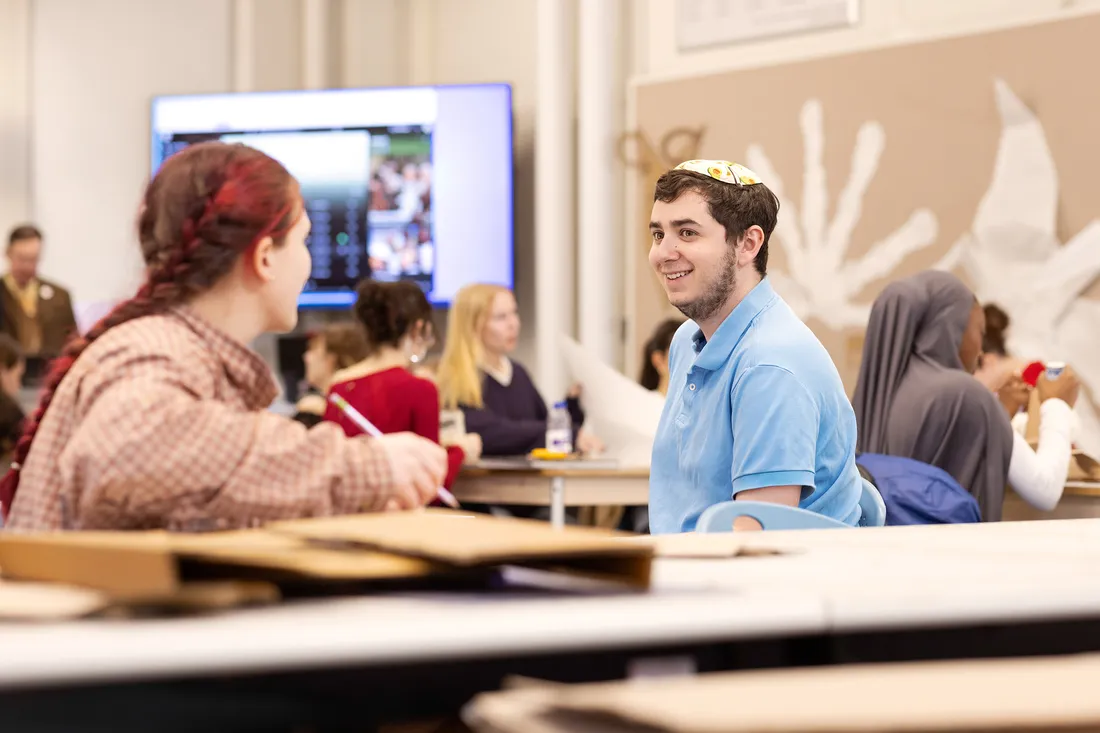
[1,142,447,531]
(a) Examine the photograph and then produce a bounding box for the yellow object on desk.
[528,448,571,461]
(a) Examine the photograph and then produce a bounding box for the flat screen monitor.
[150,84,513,308]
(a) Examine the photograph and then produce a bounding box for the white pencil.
[327,392,461,509]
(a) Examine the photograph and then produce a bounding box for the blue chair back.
[695,478,885,532]
[857,478,886,528]
[856,453,980,525]
[696,501,849,532]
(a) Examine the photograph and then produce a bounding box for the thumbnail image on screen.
[366,132,433,289]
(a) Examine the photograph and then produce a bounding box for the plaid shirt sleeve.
[61,350,395,531]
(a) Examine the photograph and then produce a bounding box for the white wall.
[252,0,302,91]
[636,0,1100,81]
[341,0,406,88]
[426,0,540,371]
[340,0,542,370]
[31,0,233,309]
[0,0,31,232]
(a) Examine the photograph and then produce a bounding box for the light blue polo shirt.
[649,278,862,534]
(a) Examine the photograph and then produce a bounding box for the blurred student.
[325,280,477,489]
[0,224,79,359]
[293,323,369,428]
[853,271,1077,520]
[973,303,1030,418]
[0,334,25,467]
[436,284,602,456]
[623,317,684,534]
[2,142,446,530]
[639,318,684,395]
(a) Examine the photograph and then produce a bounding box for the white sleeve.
[1007,399,1074,511]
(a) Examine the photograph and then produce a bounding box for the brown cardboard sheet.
[0,579,110,621]
[270,509,647,565]
[0,511,655,614]
[271,509,653,587]
[466,655,1100,733]
[1025,392,1100,481]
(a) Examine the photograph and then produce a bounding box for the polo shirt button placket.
[684,371,699,404]
[678,370,699,427]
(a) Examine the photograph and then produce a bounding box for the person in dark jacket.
[0,225,79,358]
[0,333,26,468]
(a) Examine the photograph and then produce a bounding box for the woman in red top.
[325,280,475,489]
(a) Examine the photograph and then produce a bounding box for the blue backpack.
[856,453,981,525]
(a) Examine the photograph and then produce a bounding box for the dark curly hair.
[982,303,1010,357]
[354,280,432,354]
[639,318,683,391]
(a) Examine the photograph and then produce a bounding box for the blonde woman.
[437,284,601,456]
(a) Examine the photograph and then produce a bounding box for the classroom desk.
[0,588,823,731]
[453,465,649,527]
[1002,481,1100,521]
[8,519,1100,730]
[655,518,1100,635]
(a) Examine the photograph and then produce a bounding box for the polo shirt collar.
[691,277,778,371]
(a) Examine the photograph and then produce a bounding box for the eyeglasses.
[674,159,763,187]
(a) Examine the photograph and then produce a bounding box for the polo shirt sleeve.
[729,365,818,496]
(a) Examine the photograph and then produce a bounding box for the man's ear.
[737,226,765,268]
[249,236,276,284]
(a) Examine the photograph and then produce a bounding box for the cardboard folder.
[1024,390,1100,481]
[270,509,652,587]
[465,654,1100,732]
[0,510,652,611]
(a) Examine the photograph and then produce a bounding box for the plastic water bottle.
[546,401,573,454]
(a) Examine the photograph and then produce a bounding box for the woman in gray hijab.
[853,271,1078,521]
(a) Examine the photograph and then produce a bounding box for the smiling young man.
[647,160,863,533]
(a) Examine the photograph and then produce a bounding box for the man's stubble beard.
[673,247,737,324]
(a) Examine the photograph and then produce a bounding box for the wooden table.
[455,467,1100,527]
[1002,481,1100,521]
[453,465,649,528]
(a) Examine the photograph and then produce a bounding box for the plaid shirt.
[6,308,394,532]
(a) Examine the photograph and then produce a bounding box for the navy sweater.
[460,361,584,456]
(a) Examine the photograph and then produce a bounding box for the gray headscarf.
[852,271,1014,521]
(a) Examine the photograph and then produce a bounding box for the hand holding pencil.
[328,393,461,510]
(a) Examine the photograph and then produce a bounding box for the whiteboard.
[677,0,860,51]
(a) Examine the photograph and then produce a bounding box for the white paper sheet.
[559,336,666,469]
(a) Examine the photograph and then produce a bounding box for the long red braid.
[0,142,300,516]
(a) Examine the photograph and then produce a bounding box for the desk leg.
[550,476,565,529]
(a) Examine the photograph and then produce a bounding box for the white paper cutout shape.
[748,99,954,330]
[960,79,1100,458]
